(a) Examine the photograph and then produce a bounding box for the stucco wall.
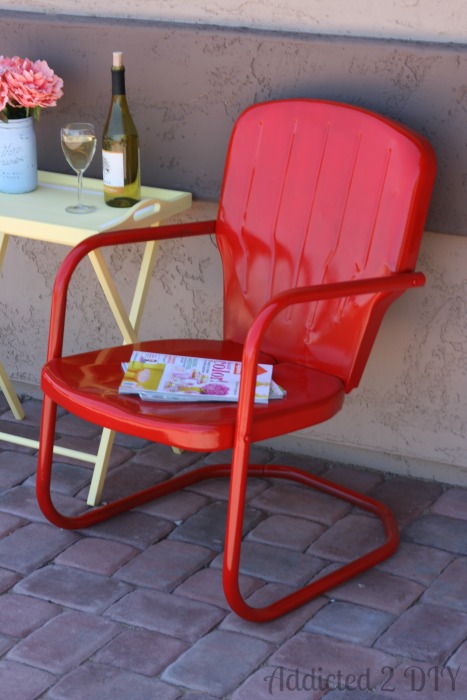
[0,0,466,43]
[0,14,467,233]
[0,7,466,484]
[273,230,467,485]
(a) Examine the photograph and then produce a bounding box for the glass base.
[65,203,97,214]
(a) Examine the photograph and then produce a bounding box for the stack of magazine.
[119,350,286,404]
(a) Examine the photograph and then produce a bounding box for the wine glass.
[61,123,97,213]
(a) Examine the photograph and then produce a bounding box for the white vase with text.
[0,117,38,194]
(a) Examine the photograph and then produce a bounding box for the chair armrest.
[246,271,425,355]
[66,219,217,269]
[46,219,217,361]
[234,271,426,438]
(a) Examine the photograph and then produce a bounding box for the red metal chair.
[37,99,436,621]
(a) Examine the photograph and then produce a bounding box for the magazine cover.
[119,351,285,404]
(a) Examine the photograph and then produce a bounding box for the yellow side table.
[0,170,191,505]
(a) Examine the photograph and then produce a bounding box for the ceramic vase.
[0,116,38,194]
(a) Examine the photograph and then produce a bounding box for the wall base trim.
[261,434,467,488]
[8,387,466,489]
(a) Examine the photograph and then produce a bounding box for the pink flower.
[0,56,17,71]
[0,55,63,121]
[0,78,8,112]
[0,57,13,111]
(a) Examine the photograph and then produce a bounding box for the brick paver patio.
[0,394,466,698]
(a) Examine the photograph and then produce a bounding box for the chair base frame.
[37,395,399,622]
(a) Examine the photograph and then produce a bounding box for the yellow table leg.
[129,240,159,334]
[0,232,8,269]
[0,360,25,420]
[0,233,25,419]
[88,249,138,345]
[86,428,115,506]
[86,241,160,505]
[0,430,98,463]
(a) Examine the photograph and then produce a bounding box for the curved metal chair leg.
[223,458,399,622]
[36,395,233,529]
[37,396,398,620]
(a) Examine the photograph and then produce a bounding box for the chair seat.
[42,338,345,452]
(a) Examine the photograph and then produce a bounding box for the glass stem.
[77,170,83,206]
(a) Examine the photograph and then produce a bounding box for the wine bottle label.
[102,150,125,187]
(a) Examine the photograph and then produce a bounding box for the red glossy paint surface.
[37,100,435,620]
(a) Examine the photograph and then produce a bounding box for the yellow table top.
[0,171,192,246]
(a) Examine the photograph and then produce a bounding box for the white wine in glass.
[61,123,97,213]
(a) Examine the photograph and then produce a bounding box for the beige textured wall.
[272,231,467,485]
[4,212,467,485]
[1,4,466,484]
[0,0,466,43]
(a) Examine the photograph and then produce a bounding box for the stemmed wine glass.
[61,123,97,213]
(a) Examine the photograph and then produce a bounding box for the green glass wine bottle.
[102,51,141,207]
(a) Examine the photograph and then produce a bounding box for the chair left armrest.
[46,219,217,361]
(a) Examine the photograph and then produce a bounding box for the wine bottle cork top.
[112,52,124,68]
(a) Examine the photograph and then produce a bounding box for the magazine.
[119,351,286,404]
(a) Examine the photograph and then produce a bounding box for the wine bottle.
[102,51,141,207]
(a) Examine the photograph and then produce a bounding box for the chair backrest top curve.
[216,99,436,391]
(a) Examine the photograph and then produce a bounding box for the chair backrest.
[216,99,436,391]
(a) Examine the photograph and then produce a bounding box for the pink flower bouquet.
[0,55,63,122]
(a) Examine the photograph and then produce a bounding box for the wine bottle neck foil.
[111,68,125,95]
